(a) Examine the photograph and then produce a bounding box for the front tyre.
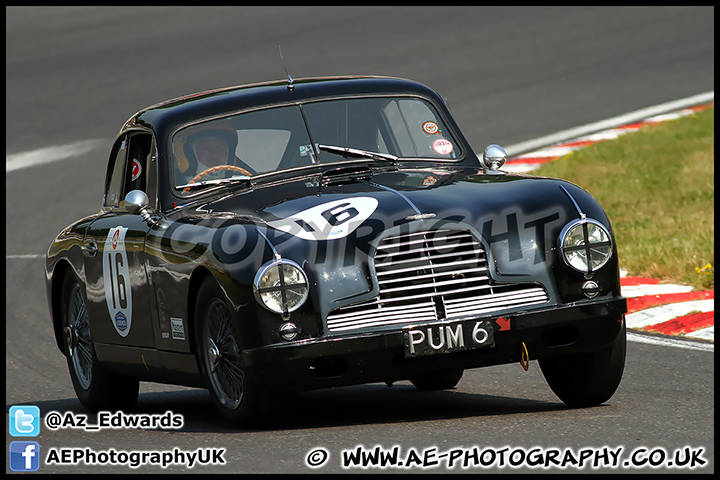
[539,321,626,408]
[61,270,139,412]
[195,277,276,428]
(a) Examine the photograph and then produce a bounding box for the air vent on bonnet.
[320,166,373,187]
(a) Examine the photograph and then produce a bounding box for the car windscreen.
[303,97,460,161]
[172,96,460,193]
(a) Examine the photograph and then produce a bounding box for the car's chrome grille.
[326,229,548,332]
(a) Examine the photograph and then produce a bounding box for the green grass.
[531,106,714,290]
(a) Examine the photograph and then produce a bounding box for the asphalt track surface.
[5,7,714,474]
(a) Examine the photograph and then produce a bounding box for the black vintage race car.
[45,76,627,428]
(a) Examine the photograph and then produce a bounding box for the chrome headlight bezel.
[558,218,613,273]
[253,259,309,315]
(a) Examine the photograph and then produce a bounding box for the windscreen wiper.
[317,144,399,165]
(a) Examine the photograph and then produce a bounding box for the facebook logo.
[9,441,41,472]
[9,405,40,436]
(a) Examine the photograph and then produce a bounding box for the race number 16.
[103,227,133,336]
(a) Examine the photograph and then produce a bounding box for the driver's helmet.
[173,120,238,175]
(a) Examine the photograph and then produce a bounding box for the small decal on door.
[170,318,186,340]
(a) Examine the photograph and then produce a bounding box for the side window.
[104,133,155,208]
[104,136,128,208]
[124,133,151,195]
[145,136,158,210]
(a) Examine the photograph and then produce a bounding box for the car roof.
[120,76,445,139]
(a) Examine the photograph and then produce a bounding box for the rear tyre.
[539,321,626,407]
[195,277,278,428]
[409,369,464,390]
[61,270,139,412]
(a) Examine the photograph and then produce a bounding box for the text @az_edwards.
[44,410,183,431]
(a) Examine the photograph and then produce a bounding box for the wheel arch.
[50,260,76,355]
[186,266,253,350]
[186,266,215,354]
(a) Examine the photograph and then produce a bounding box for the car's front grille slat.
[326,229,549,332]
[376,258,486,276]
[328,303,437,332]
[379,266,488,286]
[379,275,490,295]
[443,288,549,317]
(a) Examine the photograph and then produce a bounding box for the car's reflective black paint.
[45,76,627,425]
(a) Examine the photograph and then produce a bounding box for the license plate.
[403,319,495,357]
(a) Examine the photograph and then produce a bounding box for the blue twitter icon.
[9,405,41,437]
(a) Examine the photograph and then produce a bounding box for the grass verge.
[531,106,714,290]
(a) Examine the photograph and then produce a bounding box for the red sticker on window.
[422,121,439,135]
[131,159,142,181]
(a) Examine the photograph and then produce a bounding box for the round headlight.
[253,260,309,314]
[558,219,613,273]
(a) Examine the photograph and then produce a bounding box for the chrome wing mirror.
[125,190,167,229]
[482,144,507,172]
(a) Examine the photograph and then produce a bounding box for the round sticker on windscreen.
[422,121,439,135]
[432,138,454,155]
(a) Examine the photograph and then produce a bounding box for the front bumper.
[243,296,627,392]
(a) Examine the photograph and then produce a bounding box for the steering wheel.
[183,165,253,193]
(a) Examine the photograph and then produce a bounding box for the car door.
[82,132,157,348]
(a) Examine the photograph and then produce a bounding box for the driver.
[173,121,254,185]
[194,136,230,171]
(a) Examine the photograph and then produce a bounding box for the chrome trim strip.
[368,181,422,215]
[559,185,585,220]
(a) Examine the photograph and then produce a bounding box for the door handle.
[81,240,98,258]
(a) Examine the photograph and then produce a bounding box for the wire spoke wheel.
[65,283,93,390]
[60,270,139,412]
[194,277,285,428]
[203,299,245,409]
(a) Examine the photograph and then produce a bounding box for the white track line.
[6,139,105,173]
[502,91,714,157]
[627,331,713,352]
[621,284,695,298]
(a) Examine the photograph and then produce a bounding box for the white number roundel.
[103,227,133,337]
[267,197,379,241]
